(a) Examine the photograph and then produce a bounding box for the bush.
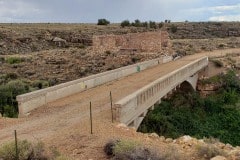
[32,80,49,89]
[159,22,164,28]
[121,20,131,27]
[97,19,110,25]
[0,140,46,160]
[0,80,30,117]
[113,140,137,155]
[104,140,119,156]
[170,24,178,33]
[132,19,141,27]
[104,139,160,160]
[6,57,22,64]
[196,143,226,159]
[149,21,157,29]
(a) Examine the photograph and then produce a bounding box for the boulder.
[148,133,159,139]
[116,123,127,128]
[165,138,173,143]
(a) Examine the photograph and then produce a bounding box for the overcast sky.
[0,0,240,23]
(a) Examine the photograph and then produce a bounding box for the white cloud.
[209,15,240,21]
[187,3,240,14]
[0,0,43,22]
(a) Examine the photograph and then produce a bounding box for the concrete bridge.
[0,53,210,146]
[16,55,208,128]
[114,56,208,128]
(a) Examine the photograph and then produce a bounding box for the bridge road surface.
[0,49,238,147]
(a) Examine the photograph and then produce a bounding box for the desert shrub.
[0,80,29,117]
[78,44,86,49]
[159,145,183,160]
[0,140,46,160]
[0,57,4,62]
[5,72,18,80]
[142,21,148,28]
[121,20,131,27]
[114,146,160,160]
[170,24,178,33]
[55,155,71,160]
[97,19,110,25]
[104,140,119,156]
[149,21,157,29]
[104,139,161,160]
[218,43,225,48]
[159,22,164,28]
[196,143,226,159]
[132,19,141,27]
[32,80,49,89]
[113,140,137,155]
[6,57,22,64]
[105,50,111,55]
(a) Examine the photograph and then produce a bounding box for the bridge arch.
[178,74,198,92]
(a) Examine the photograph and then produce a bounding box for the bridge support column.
[149,105,155,111]
[129,110,148,129]
[154,99,161,106]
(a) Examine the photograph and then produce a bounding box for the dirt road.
[0,48,239,159]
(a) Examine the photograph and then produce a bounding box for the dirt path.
[0,48,240,159]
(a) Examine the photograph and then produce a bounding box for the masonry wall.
[92,31,170,53]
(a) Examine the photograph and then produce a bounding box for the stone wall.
[92,31,170,53]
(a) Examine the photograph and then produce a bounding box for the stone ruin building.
[50,31,171,53]
[91,31,170,53]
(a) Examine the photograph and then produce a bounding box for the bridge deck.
[0,49,237,158]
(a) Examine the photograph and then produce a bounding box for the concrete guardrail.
[17,56,172,117]
[114,56,208,126]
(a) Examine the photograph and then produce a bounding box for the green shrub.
[0,80,30,117]
[104,139,161,160]
[6,57,22,64]
[121,20,131,27]
[32,80,49,89]
[159,22,164,28]
[170,24,178,33]
[5,72,18,80]
[149,21,157,29]
[132,19,141,27]
[113,140,137,155]
[97,19,110,25]
[0,140,46,160]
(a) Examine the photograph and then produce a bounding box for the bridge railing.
[17,56,172,117]
[114,56,208,125]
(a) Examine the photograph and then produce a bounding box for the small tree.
[142,21,148,28]
[97,19,110,25]
[159,22,164,28]
[149,21,157,29]
[121,20,130,27]
[170,24,178,33]
[132,19,141,27]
